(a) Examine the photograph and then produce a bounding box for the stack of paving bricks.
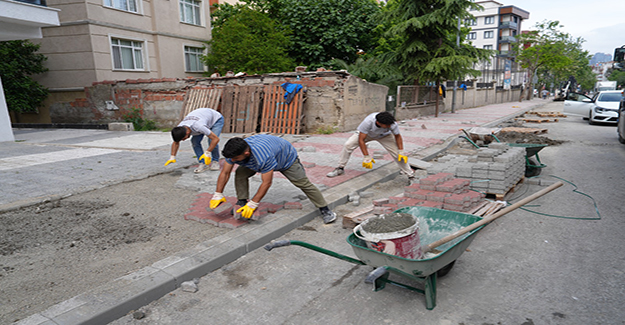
[184,193,295,229]
[427,142,525,198]
[370,173,486,215]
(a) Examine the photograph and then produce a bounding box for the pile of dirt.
[496,131,565,146]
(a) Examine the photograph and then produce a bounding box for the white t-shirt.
[177,108,222,136]
[356,113,400,139]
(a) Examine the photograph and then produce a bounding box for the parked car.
[563,90,623,125]
[618,96,625,143]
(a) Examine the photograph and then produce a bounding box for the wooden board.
[260,84,304,134]
[525,111,567,118]
[179,87,223,121]
[516,118,559,123]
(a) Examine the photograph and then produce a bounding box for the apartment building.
[30,0,221,91]
[466,0,529,86]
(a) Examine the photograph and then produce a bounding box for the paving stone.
[284,201,303,209]
[372,198,390,206]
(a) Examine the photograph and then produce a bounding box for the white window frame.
[184,45,205,72]
[109,36,148,71]
[103,0,140,13]
[464,18,476,26]
[484,31,494,39]
[483,45,493,50]
[180,0,202,26]
[467,32,476,40]
[484,16,495,25]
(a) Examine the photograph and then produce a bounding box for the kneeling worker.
[165,108,224,173]
[209,135,337,224]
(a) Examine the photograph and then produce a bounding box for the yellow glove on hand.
[209,192,226,209]
[199,152,211,165]
[236,200,259,219]
[164,156,176,166]
[362,156,375,169]
[398,150,408,164]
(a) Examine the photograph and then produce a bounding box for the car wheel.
[588,111,596,125]
[525,158,542,177]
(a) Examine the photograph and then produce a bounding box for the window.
[104,0,138,13]
[111,38,145,70]
[180,0,201,25]
[483,45,493,50]
[484,16,495,24]
[185,46,204,72]
[464,18,476,26]
[484,31,494,39]
[467,32,476,40]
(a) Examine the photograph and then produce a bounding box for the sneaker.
[194,163,210,173]
[209,160,220,171]
[320,208,337,224]
[326,167,344,178]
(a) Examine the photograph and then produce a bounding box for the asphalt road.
[111,101,625,325]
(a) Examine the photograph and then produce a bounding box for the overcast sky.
[514,0,625,57]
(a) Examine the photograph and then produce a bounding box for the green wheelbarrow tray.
[348,206,484,278]
[264,206,485,310]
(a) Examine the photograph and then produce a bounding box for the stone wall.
[46,71,390,133]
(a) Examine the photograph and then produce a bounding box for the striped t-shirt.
[226,135,298,173]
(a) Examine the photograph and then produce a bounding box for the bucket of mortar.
[353,212,422,259]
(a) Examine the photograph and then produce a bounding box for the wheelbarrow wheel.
[525,158,542,177]
[436,260,456,277]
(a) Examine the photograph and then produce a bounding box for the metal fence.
[396,85,437,107]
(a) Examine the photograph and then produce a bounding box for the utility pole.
[451,17,460,113]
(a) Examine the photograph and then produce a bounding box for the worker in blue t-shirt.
[209,135,337,224]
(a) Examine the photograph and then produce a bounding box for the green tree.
[513,20,592,99]
[274,0,381,68]
[203,7,294,75]
[0,40,48,113]
[608,69,625,89]
[381,0,491,85]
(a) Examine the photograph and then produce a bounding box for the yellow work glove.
[199,152,211,165]
[362,156,375,169]
[164,156,176,166]
[209,192,226,209]
[236,200,259,219]
[398,150,408,164]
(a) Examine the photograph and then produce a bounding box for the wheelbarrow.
[507,143,548,177]
[265,182,562,310]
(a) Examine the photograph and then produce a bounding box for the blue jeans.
[191,117,224,163]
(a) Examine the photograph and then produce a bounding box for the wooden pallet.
[220,85,263,133]
[179,87,223,122]
[500,127,548,134]
[526,111,567,118]
[516,118,559,123]
[260,84,305,134]
[471,201,505,217]
[484,177,525,201]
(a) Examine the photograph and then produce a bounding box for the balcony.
[499,36,516,43]
[498,50,510,57]
[499,21,518,30]
[0,0,60,41]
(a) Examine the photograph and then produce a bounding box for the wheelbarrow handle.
[264,240,292,251]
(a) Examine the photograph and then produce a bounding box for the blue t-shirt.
[226,135,298,173]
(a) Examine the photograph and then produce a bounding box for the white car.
[618,98,625,144]
[563,90,623,125]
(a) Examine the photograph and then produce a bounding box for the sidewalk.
[8,100,545,325]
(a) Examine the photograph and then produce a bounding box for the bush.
[122,107,158,131]
[0,40,49,113]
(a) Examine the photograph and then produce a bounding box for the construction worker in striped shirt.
[209,134,337,224]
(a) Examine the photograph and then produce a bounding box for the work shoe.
[209,160,220,171]
[326,167,344,178]
[194,163,210,173]
[319,208,337,224]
